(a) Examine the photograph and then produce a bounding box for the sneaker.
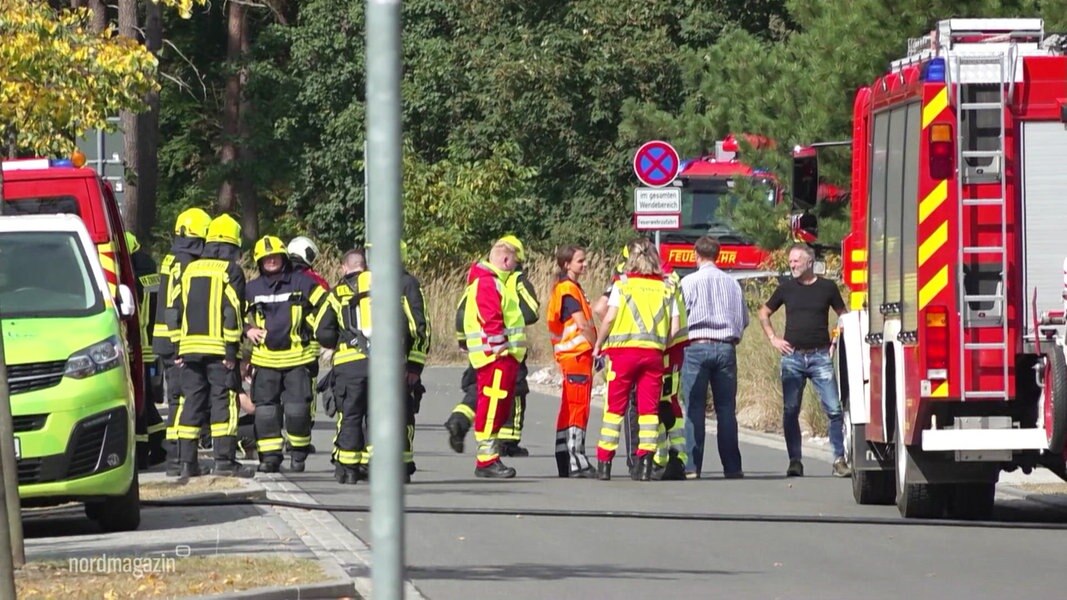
[786,459,804,477]
[684,471,699,480]
[475,461,516,479]
[832,457,852,478]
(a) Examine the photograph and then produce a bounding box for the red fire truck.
[653,134,844,277]
[801,18,1067,519]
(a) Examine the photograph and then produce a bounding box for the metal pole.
[0,161,25,580]
[365,1,404,599]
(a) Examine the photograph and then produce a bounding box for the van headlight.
[65,336,123,379]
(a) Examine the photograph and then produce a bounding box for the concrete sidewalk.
[21,470,359,599]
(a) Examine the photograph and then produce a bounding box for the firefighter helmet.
[174,207,211,239]
[497,235,525,262]
[287,236,320,266]
[124,231,141,254]
[207,214,242,246]
[254,235,288,263]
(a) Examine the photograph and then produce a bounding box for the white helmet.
[287,236,320,266]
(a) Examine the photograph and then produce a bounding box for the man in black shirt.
[758,243,851,478]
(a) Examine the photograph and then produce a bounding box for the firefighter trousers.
[655,350,688,469]
[555,352,593,476]
[162,359,184,462]
[597,348,663,462]
[453,359,528,442]
[135,362,167,469]
[254,364,313,463]
[178,358,240,466]
[330,365,416,468]
[474,355,519,468]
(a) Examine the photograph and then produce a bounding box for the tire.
[895,396,947,519]
[1043,345,1067,452]
[89,471,141,533]
[947,482,996,521]
[851,425,895,505]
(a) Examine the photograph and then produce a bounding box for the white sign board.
[634,187,681,214]
[635,214,681,230]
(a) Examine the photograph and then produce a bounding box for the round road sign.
[633,140,680,188]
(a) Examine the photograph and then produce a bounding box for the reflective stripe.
[454,404,475,421]
[253,293,292,304]
[257,437,285,452]
[335,449,363,466]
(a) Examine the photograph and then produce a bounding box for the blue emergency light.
[923,57,946,82]
[49,158,73,167]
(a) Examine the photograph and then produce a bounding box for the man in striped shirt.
[680,236,747,479]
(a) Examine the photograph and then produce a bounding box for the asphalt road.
[289,366,1067,600]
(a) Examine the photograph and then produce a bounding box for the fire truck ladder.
[953,51,1012,401]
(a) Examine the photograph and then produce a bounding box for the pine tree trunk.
[217,0,245,215]
[137,1,162,239]
[87,0,107,33]
[237,10,259,242]
[118,0,140,230]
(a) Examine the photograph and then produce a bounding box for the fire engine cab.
[804,18,1067,519]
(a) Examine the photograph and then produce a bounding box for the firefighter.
[287,235,330,455]
[459,238,526,477]
[173,214,253,477]
[547,244,597,478]
[245,235,327,473]
[444,235,537,456]
[315,246,426,483]
[592,238,680,481]
[154,207,212,477]
[652,269,689,481]
[126,232,167,469]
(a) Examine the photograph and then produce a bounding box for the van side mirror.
[117,284,135,318]
[791,147,819,211]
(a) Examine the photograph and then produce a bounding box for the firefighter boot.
[475,460,517,479]
[635,454,655,482]
[444,413,469,454]
[212,438,255,478]
[289,455,306,473]
[663,450,687,481]
[597,460,612,481]
[177,439,205,478]
[500,442,530,457]
[258,454,282,473]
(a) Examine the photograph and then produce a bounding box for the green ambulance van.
[1,214,139,531]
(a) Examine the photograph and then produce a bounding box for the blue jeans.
[780,350,845,461]
[681,342,742,475]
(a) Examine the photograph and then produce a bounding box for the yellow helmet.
[207,214,242,246]
[124,231,141,254]
[497,234,525,262]
[174,207,211,238]
[254,235,288,263]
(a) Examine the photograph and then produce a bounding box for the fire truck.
[652,134,844,277]
[799,18,1067,519]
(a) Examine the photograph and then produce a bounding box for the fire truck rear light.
[926,311,947,327]
[929,124,954,180]
[930,124,952,143]
[927,369,948,380]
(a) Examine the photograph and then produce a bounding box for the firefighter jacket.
[602,274,673,352]
[152,236,205,358]
[459,261,527,369]
[547,278,593,360]
[245,264,327,369]
[402,270,431,373]
[131,249,159,364]
[175,247,244,362]
[292,261,329,364]
[454,266,537,350]
[315,270,426,371]
[664,270,689,351]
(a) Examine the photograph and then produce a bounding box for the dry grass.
[412,252,834,437]
[16,555,325,599]
[139,476,245,501]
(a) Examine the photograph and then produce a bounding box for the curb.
[140,485,268,506]
[177,580,356,600]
